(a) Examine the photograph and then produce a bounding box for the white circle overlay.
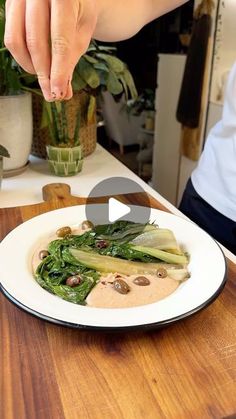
[0,205,227,329]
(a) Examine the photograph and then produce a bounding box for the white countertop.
[1,144,235,263]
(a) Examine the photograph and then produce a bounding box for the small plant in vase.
[45,101,83,177]
[26,40,137,160]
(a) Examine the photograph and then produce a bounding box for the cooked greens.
[70,248,189,280]
[35,220,189,305]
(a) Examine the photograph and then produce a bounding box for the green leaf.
[96,53,125,73]
[76,57,100,89]
[72,72,87,92]
[94,45,117,52]
[118,74,128,100]
[123,69,138,99]
[94,62,110,73]
[84,54,98,64]
[0,144,10,158]
[73,105,81,146]
[55,101,62,113]
[87,95,96,123]
[106,71,123,95]
[40,102,50,129]
[0,4,5,42]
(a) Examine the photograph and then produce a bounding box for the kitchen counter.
[1,144,235,263]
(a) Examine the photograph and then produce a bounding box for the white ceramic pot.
[0,93,33,171]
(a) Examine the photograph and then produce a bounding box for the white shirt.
[191,62,236,222]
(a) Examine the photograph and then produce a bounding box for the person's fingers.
[50,0,97,101]
[50,0,78,100]
[63,12,97,102]
[4,0,35,74]
[25,0,52,101]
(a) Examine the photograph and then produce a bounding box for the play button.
[108,198,131,222]
[85,177,151,226]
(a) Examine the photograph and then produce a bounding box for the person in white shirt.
[179,62,236,254]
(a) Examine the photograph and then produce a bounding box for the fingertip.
[22,65,36,75]
[64,82,73,101]
[50,74,69,101]
[38,76,53,102]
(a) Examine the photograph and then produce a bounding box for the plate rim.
[0,204,228,331]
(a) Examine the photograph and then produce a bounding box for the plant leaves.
[84,54,98,64]
[117,74,128,100]
[87,95,96,123]
[96,53,125,73]
[72,72,87,92]
[106,71,123,95]
[123,69,138,99]
[0,3,5,41]
[76,57,100,89]
[94,62,110,73]
[40,101,50,129]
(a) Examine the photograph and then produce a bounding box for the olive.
[66,275,82,287]
[39,250,49,260]
[95,240,108,249]
[156,267,167,278]
[133,276,150,286]
[56,226,72,238]
[81,220,94,230]
[113,279,130,295]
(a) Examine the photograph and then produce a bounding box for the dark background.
[112,1,194,92]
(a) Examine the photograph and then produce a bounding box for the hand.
[4,0,98,101]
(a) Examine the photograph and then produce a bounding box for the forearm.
[94,0,188,41]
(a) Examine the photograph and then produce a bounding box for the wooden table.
[1,184,235,419]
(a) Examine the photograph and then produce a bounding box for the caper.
[95,240,108,249]
[39,250,49,260]
[66,275,82,287]
[56,226,72,238]
[113,279,130,295]
[156,267,167,278]
[133,276,150,286]
[81,220,94,230]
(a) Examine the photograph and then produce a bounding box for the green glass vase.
[46,145,83,177]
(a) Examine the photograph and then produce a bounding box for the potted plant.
[125,88,155,131]
[0,0,33,174]
[44,101,83,176]
[0,144,9,187]
[29,40,137,161]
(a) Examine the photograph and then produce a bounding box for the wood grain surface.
[0,183,235,419]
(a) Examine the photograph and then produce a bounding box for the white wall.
[152,54,186,205]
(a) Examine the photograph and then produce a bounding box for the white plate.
[0,205,227,330]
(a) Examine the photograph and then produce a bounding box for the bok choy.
[34,220,190,305]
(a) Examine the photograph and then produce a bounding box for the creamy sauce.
[86,273,179,308]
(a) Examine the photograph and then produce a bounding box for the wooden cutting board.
[0,183,235,419]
